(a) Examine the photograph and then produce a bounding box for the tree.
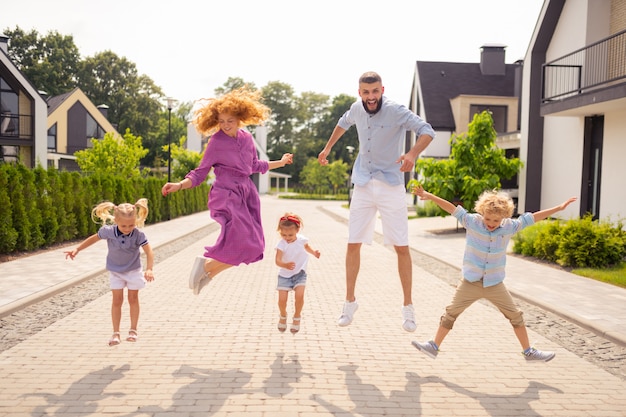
[4,26,80,96]
[164,137,204,182]
[74,130,149,178]
[77,51,163,149]
[415,111,523,213]
[214,77,256,96]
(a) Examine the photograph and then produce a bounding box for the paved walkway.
[1,195,625,416]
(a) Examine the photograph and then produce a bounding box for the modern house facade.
[0,34,47,168]
[46,87,118,171]
[409,44,523,200]
[519,0,625,220]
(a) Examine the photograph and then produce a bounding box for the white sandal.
[277,316,287,332]
[126,329,138,342]
[291,317,301,334]
[108,332,121,346]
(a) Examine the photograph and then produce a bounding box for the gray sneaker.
[337,300,358,326]
[189,256,207,291]
[412,340,439,359]
[523,347,555,362]
[402,304,417,332]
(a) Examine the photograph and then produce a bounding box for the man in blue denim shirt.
[318,71,435,332]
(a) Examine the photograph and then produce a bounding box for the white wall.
[600,111,626,220]
[423,130,451,158]
[540,116,583,219]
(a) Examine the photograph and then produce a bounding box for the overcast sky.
[3,0,544,105]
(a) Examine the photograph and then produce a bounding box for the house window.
[86,113,105,143]
[1,76,19,136]
[469,104,507,133]
[48,123,57,151]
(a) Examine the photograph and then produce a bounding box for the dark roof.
[46,88,77,115]
[415,61,518,130]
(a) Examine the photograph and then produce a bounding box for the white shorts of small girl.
[277,270,307,291]
[109,267,146,290]
[349,178,409,246]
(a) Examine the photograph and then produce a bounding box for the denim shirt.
[338,97,435,187]
[453,205,535,287]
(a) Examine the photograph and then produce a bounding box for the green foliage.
[415,111,523,213]
[512,215,626,268]
[0,165,18,252]
[164,137,204,182]
[300,158,348,193]
[74,130,149,178]
[4,26,80,96]
[0,163,209,255]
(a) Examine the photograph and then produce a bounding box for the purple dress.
[185,129,269,265]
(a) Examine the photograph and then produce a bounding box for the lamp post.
[166,97,176,184]
[166,97,176,220]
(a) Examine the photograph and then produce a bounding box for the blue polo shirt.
[338,96,435,187]
[97,225,148,273]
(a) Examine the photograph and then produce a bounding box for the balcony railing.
[0,113,33,139]
[542,29,626,102]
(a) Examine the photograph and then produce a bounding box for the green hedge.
[0,164,210,254]
[512,215,626,268]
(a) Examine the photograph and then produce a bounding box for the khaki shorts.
[348,179,409,246]
[440,279,525,329]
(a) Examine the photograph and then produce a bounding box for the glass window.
[469,105,508,133]
[1,76,19,136]
[48,123,57,151]
[86,113,105,141]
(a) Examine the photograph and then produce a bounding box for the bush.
[512,215,626,268]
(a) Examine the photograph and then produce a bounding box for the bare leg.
[345,243,361,302]
[293,285,305,319]
[514,325,531,350]
[394,245,413,306]
[127,289,140,331]
[278,290,288,317]
[111,289,124,334]
[204,259,233,278]
[432,325,451,347]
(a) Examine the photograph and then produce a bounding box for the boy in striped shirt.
[411,186,576,362]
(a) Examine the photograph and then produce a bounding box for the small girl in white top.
[275,213,320,334]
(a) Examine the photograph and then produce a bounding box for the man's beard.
[362,97,383,115]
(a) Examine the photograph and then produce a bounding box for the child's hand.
[64,249,78,260]
[559,197,577,210]
[286,261,296,270]
[313,250,321,259]
[144,269,155,282]
[412,185,429,199]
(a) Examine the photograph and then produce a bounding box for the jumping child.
[65,198,154,346]
[275,213,320,333]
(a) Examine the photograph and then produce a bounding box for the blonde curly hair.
[473,190,515,218]
[192,86,270,136]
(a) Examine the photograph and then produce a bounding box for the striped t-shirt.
[453,206,534,287]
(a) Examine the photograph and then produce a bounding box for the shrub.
[513,215,626,268]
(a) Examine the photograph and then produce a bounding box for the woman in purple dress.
[161,87,293,294]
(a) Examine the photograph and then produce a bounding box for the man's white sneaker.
[402,304,417,332]
[337,300,358,327]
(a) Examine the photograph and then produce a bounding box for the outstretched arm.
[305,243,321,259]
[64,233,100,260]
[412,185,457,215]
[318,126,347,166]
[532,197,577,222]
[268,153,293,170]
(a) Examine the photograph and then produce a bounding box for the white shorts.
[348,179,409,246]
[109,268,146,290]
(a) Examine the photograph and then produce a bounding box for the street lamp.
[166,97,176,184]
